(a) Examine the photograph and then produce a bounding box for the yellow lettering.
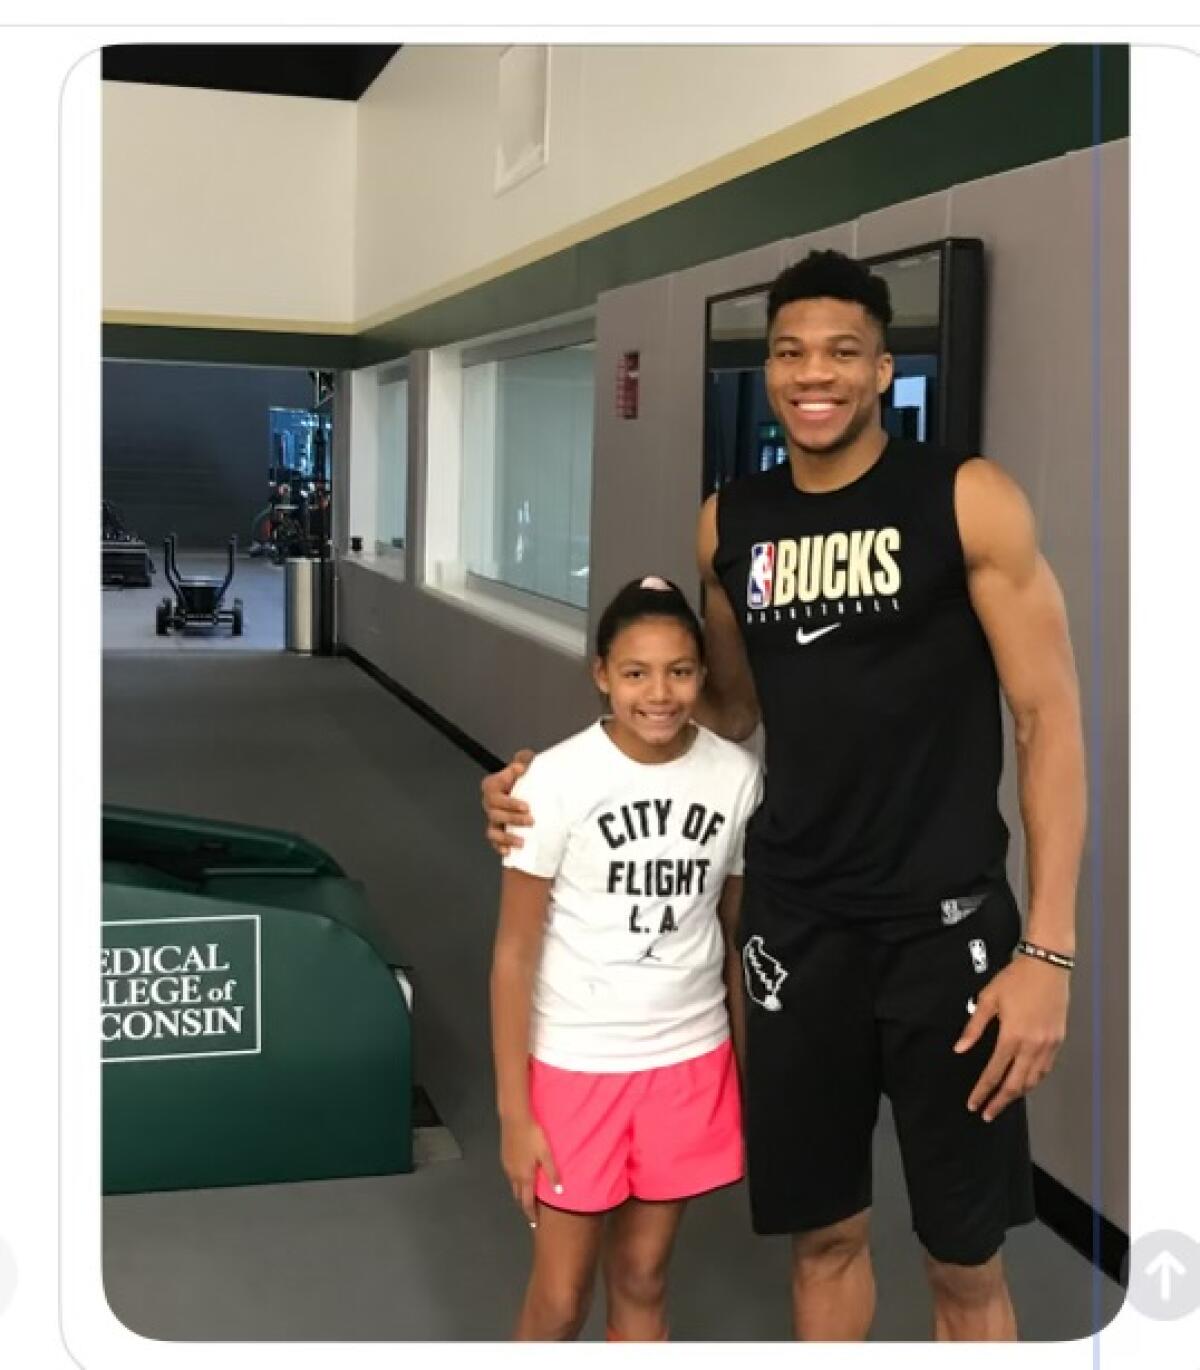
[797,536,823,603]
[774,539,797,606]
[847,529,876,597]
[874,527,902,594]
[822,533,849,599]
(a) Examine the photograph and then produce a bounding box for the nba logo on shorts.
[748,542,775,609]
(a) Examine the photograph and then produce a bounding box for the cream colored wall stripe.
[100,309,357,335]
[103,44,1047,338]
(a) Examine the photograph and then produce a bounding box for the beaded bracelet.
[1015,940,1075,972]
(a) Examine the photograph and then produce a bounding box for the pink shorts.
[528,1039,743,1212]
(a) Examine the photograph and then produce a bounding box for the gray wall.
[102,361,315,550]
[337,347,598,756]
[337,141,1129,1230]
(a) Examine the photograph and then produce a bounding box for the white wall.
[103,45,1045,332]
[103,81,356,325]
[354,43,965,321]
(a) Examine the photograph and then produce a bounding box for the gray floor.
[101,650,1124,1341]
[103,550,286,652]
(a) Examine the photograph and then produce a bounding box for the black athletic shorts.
[739,880,1036,1266]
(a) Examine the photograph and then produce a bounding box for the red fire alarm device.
[616,351,639,419]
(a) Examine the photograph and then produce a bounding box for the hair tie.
[639,575,673,591]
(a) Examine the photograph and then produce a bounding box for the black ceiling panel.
[102,44,400,102]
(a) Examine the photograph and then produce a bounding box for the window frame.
[374,360,410,566]
[455,318,597,633]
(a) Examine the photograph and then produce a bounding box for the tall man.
[484,249,1085,1341]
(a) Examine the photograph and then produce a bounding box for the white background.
[1,13,1197,1370]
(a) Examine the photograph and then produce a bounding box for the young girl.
[490,576,762,1342]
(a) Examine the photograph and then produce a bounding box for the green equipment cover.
[102,807,413,1193]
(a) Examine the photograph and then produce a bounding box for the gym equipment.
[246,502,274,559]
[102,500,154,588]
[102,805,414,1193]
[155,534,244,636]
[246,373,336,650]
[258,392,333,565]
[259,478,327,566]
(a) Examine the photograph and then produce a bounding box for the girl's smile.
[592,618,704,765]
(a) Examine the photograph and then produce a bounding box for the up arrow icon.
[1145,1249,1187,1302]
[1127,1230,1200,1320]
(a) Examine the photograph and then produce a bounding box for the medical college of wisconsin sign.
[101,914,262,1063]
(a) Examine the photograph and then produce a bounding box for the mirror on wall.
[703,238,984,498]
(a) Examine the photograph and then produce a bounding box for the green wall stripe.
[105,44,1127,370]
[102,324,357,369]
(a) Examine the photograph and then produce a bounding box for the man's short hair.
[766,249,893,340]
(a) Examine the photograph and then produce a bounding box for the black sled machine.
[155,535,244,637]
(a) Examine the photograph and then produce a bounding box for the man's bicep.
[960,466,1078,715]
[696,490,720,584]
[970,553,1078,717]
[696,491,759,738]
[704,576,747,660]
[703,578,760,733]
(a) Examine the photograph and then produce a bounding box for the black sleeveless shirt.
[714,438,1009,930]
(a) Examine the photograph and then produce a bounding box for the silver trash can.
[285,557,316,654]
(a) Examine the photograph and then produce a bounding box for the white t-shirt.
[503,720,763,1071]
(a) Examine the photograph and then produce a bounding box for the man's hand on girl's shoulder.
[482,749,536,856]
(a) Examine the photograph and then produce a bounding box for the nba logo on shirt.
[748,542,775,609]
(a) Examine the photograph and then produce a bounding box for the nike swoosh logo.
[795,624,842,646]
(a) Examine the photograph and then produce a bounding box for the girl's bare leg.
[515,1203,606,1341]
[602,1199,687,1340]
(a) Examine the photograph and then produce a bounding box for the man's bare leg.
[790,1210,875,1340]
[925,1251,1017,1341]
